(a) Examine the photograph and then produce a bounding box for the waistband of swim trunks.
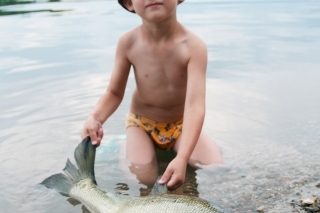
[127,112,183,126]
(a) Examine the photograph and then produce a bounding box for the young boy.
[81,0,223,191]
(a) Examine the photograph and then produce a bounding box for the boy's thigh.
[125,127,158,187]
[173,131,223,166]
[126,127,156,165]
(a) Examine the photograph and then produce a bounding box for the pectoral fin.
[150,176,168,195]
[82,205,90,213]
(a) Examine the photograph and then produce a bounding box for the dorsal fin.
[150,176,168,195]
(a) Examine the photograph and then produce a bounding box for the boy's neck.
[140,15,182,42]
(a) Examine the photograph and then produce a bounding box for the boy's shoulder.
[181,26,207,51]
[117,25,206,55]
[118,26,140,47]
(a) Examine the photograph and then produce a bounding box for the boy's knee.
[129,162,158,187]
[189,151,224,168]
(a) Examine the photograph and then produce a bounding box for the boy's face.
[124,0,180,22]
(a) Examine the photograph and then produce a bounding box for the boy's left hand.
[158,157,188,191]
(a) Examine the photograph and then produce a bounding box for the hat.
[118,0,184,13]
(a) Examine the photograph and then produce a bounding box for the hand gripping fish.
[41,137,230,213]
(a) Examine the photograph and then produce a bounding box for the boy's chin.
[142,12,173,23]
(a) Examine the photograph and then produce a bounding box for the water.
[0,0,320,212]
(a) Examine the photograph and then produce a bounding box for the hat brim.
[118,0,184,13]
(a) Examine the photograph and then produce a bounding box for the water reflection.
[0,0,66,7]
[0,0,70,17]
[0,0,35,7]
[0,8,70,16]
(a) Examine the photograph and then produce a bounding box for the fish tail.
[41,137,97,196]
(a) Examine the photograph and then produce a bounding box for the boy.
[81,0,223,191]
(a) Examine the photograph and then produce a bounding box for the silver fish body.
[41,137,229,213]
[115,194,224,213]
[70,179,225,213]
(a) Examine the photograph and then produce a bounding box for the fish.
[41,137,230,213]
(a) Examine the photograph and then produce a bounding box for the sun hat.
[118,0,184,13]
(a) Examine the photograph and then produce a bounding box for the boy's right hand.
[81,116,104,146]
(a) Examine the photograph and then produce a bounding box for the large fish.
[41,137,230,213]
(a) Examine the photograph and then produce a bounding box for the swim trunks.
[126,112,183,150]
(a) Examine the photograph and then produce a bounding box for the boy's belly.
[130,89,185,123]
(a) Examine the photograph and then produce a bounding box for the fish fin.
[82,205,91,213]
[150,176,168,195]
[63,159,81,181]
[74,136,97,184]
[41,137,97,196]
[67,198,81,206]
[207,201,232,213]
[40,173,74,196]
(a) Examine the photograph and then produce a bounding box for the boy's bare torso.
[124,24,199,123]
[81,1,222,190]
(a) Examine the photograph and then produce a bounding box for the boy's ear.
[123,0,135,12]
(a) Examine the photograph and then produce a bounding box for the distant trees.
[0,0,35,7]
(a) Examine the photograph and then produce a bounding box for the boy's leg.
[173,131,223,168]
[125,127,158,187]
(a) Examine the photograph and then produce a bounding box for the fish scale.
[117,195,223,213]
[70,179,117,213]
[41,137,230,213]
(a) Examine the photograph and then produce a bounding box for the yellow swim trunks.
[126,112,183,150]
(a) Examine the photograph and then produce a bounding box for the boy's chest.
[128,42,190,79]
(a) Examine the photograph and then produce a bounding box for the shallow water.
[0,0,320,212]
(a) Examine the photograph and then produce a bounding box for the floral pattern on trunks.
[126,112,183,150]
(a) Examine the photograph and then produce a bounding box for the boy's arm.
[81,34,132,145]
[159,37,207,190]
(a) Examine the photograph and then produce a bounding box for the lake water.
[0,0,320,212]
